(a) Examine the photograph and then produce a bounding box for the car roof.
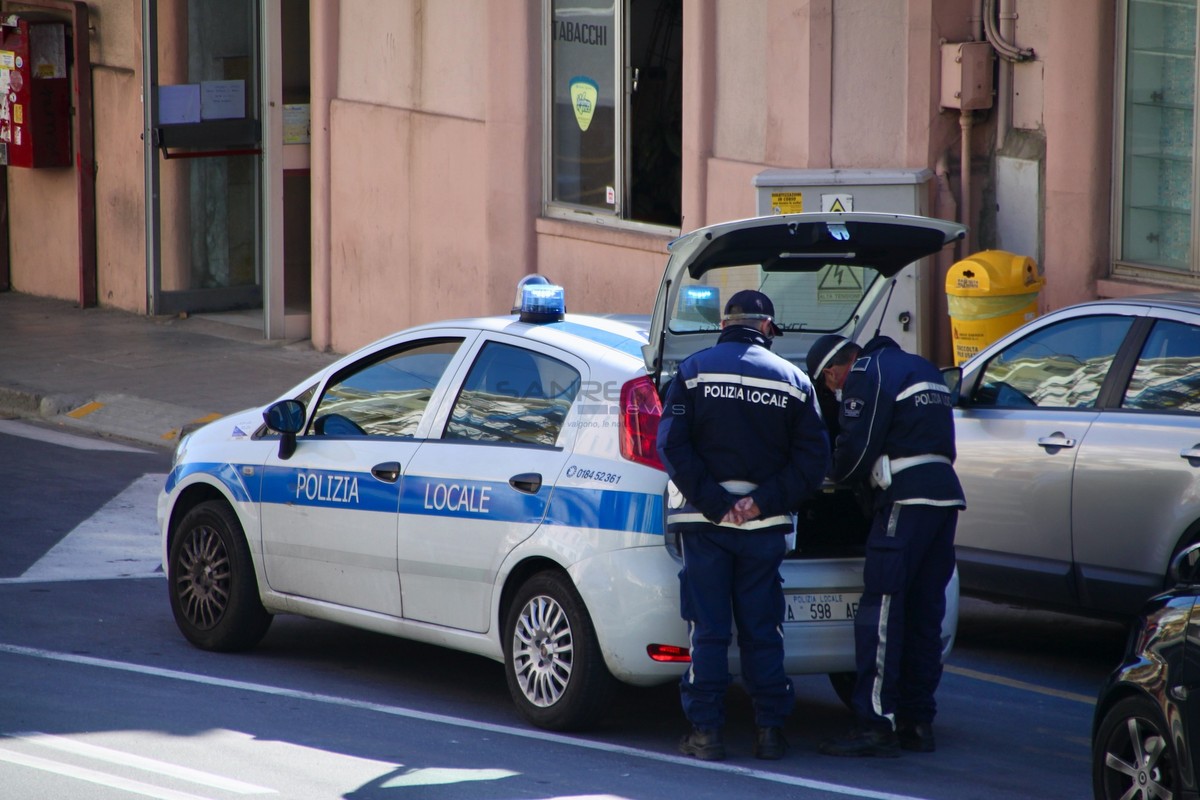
[397,312,651,361]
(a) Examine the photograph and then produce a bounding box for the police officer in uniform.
[812,334,964,757]
[657,290,830,761]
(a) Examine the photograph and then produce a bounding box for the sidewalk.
[0,292,339,449]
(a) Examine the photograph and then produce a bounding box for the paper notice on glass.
[158,84,201,125]
[283,104,310,144]
[201,80,245,120]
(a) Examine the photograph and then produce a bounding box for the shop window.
[544,0,682,229]
[1115,0,1199,281]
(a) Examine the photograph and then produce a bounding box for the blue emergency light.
[677,285,721,325]
[519,282,566,323]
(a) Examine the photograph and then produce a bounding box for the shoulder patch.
[850,356,871,372]
[843,397,865,418]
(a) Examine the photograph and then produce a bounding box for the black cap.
[806,334,852,379]
[724,289,783,336]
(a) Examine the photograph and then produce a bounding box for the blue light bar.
[677,285,720,325]
[520,283,566,323]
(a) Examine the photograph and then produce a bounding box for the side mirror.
[264,399,306,460]
[1169,542,1200,586]
[941,366,963,405]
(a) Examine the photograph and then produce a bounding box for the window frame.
[1113,0,1200,287]
[541,0,682,235]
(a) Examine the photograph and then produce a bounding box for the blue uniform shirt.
[657,325,830,528]
[830,335,966,508]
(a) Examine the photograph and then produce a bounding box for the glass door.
[142,0,263,317]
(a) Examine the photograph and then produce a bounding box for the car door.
[260,334,474,614]
[395,336,585,632]
[954,313,1136,606]
[1072,312,1200,613]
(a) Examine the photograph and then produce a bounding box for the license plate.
[784,592,860,623]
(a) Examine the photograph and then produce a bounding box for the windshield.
[668,263,883,334]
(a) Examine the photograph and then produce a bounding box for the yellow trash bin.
[946,250,1044,366]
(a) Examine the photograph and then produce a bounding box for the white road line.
[0,473,166,585]
[0,747,218,800]
[0,643,934,800]
[0,419,151,453]
[7,732,274,794]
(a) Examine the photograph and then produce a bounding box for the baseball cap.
[806,334,852,379]
[724,289,783,336]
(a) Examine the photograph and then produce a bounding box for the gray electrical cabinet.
[752,168,935,356]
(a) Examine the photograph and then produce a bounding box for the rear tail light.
[620,375,665,470]
[647,643,691,663]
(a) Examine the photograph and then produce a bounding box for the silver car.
[950,292,1200,616]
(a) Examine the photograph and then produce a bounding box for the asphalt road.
[0,419,1125,799]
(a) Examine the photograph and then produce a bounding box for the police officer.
[657,289,830,761]
[805,333,860,441]
[813,333,964,758]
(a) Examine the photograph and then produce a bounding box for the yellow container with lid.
[945,250,1044,366]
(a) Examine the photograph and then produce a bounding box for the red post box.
[0,14,71,168]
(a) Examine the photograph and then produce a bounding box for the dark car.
[1092,542,1200,800]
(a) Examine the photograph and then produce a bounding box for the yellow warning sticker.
[770,192,803,214]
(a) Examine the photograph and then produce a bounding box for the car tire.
[1092,695,1181,800]
[503,571,615,731]
[168,500,272,652]
[828,671,857,710]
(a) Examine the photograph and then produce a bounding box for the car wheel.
[828,671,856,710]
[503,571,615,731]
[1092,695,1181,800]
[168,500,272,652]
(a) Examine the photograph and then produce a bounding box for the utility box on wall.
[0,14,71,168]
[753,169,934,356]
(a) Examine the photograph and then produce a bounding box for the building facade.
[0,1,1183,365]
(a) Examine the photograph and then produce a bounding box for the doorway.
[142,0,263,318]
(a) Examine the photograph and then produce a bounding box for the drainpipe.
[960,108,974,256]
[309,0,338,351]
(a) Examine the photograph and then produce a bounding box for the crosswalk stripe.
[8,732,275,794]
[0,473,166,585]
[0,419,150,452]
[0,747,220,800]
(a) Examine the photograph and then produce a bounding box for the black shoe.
[679,726,726,761]
[897,720,935,752]
[818,724,901,758]
[755,726,788,760]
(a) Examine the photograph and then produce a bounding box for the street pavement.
[0,291,338,449]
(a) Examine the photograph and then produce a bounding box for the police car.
[160,212,965,731]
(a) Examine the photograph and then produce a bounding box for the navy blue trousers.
[678,525,795,728]
[851,502,958,729]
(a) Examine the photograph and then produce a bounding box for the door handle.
[509,472,542,494]
[1036,432,1077,450]
[1180,445,1200,464]
[371,462,402,483]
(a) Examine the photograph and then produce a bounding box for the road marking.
[67,401,106,419]
[0,643,935,800]
[0,748,219,800]
[944,664,1096,705]
[0,473,166,585]
[0,419,151,453]
[6,732,274,794]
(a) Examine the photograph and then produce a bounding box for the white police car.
[160,212,965,731]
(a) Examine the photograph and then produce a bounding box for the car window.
[1122,319,1200,413]
[670,265,883,334]
[970,315,1134,409]
[310,338,464,437]
[444,342,581,446]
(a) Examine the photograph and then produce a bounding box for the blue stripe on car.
[172,463,664,535]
